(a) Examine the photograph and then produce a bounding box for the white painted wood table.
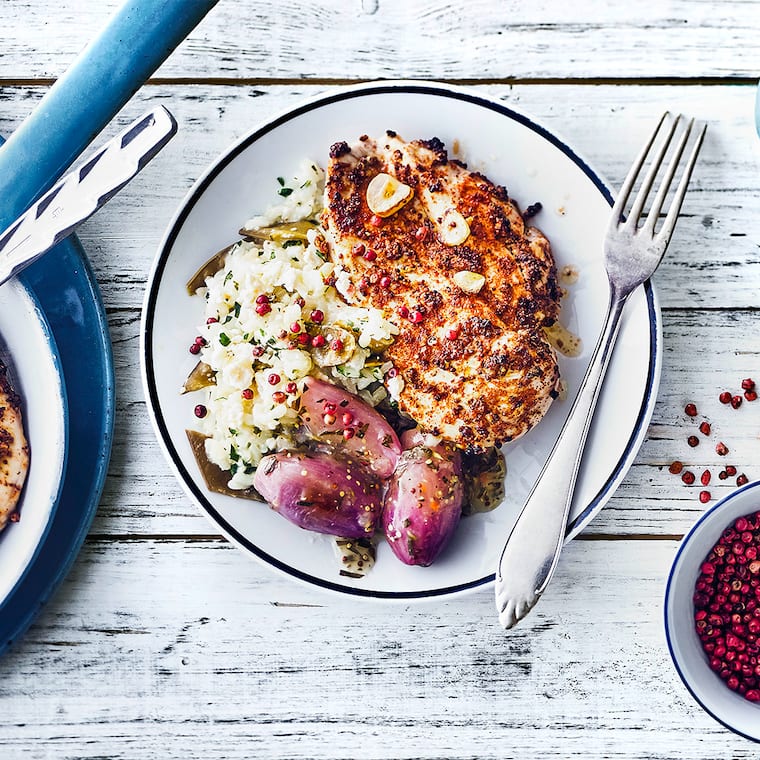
[2,2,760,757]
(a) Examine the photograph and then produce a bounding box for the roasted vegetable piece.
[299,378,401,478]
[382,431,465,566]
[253,450,382,538]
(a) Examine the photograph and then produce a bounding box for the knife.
[0,106,177,287]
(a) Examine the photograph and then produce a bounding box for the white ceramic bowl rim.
[664,479,760,743]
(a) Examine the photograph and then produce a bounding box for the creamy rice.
[194,162,400,490]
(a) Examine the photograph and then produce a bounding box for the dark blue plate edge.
[143,81,659,600]
[663,479,760,743]
[0,234,115,655]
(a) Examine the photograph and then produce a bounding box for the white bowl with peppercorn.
[665,479,760,742]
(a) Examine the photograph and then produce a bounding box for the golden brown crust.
[322,132,561,452]
[0,359,29,529]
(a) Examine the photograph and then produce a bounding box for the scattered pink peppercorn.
[286,381,298,394]
[331,339,344,351]
[379,276,392,289]
[311,334,326,348]
[369,214,383,227]
[742,378,756,391]
[267,373,280,385]
[343,428,355,440]
[252,345,264,357]
[719,391,732,404]
[737,474,749,486]
[310,309,324,324]
[447,327,460,340]
[731,395,743,409]
[241,388,254,400]
[726,465,738,476]
[290,322,302,334]
[272,391,287,404]
[323,413,336,426]
[206,317,219,324]
[699,421,711,436]
[297,333,310,346]
[699,490,711,504]
[364,249,377,262]
[189,343,201,355]
[352,243,365,256]
[410,310,424,324]
[746,390,758,402]
[255,302,271,316]
[682,471,696,485]
[687,435,700,448]
[716,441,729,456]
[685,403,698,417]
[255,294,269,305]
[669,461,684,475]
[398,305,409,318]
[701,470,712,486]
[294,296,306,307]
[414,226,429,242]
[194,404,207,418]
[341,412,354,426]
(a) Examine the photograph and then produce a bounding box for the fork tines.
[612,112,707,240]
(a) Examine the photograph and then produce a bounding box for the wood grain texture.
[2,1,759,81]
[0,538,757,760]
[2,5,760,756]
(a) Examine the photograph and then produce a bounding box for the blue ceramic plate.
[0,233,114,655]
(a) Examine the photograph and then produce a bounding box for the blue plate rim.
[143,80,660,599]
[0,232,114,656]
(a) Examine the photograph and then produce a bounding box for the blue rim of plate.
[0,231,114,655]
[663,479,760,743]
[143,81,660,599]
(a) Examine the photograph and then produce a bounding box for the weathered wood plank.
[2,0,759,80]
[1,82,756,311]
[0,82,753,538]
[89,306,760,537]
[0,538,753,759]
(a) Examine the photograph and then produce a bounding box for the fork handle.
[495,285,627,628]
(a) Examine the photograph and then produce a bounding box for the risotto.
[191,162,401,490]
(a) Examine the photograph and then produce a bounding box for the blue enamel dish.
[0,234,114,655]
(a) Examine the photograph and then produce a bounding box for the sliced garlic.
[439,208,470,246]
[366,173,413,218]
[453,270,485,294]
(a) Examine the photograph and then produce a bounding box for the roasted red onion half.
[382,430,465,566]
[253,449,382,538]
[299,377,401,478]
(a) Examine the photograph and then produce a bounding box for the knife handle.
[0,0,219,230]
[0,106,177,287]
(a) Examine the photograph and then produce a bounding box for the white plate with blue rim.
[142,81,661,599]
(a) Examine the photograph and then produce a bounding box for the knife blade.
[0,105,177,287]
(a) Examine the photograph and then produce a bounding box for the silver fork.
[495,112,707,630]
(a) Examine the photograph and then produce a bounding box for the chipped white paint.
[0,2,759,757]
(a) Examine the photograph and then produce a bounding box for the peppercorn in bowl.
[665,479,760,742]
